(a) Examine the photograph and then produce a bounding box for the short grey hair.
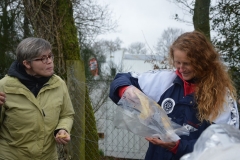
[16,37,52,64]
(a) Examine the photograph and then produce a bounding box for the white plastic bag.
[180,124,240,160]
[113,85,189,142]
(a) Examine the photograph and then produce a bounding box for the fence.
[46,61,147,160]
[57,101,149,160]
[97,100,148,159]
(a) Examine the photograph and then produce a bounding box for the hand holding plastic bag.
[113,85,189,142]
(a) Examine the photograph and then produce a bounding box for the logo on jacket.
[183,123,198,132]
[161,98,175,114]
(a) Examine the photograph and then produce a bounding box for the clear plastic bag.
[180,124,240,160]
[113,85,189,142]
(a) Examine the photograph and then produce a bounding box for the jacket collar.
[175,70,195,96]
[7,61,52,97]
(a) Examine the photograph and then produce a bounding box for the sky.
[98,0,194,49]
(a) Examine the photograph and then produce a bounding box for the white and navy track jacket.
[109,70,239,160]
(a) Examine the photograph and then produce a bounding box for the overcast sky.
[98,0,194,48]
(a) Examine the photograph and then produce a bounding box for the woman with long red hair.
[109,31,239,160]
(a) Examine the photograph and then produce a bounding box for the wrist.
[118,86,129,97]
[169,140,180,154]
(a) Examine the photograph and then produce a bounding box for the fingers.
[145,137,162,145]
[55,137,69,145]
[0,92,6,106]
[55,129,70,145]
[145,137,177,150]
[124,88,139,103]
[124,86,138,97]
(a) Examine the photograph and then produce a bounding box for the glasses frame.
[31,54,54,64]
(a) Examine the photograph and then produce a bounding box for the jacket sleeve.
[213,92,239,128]
[55,81,75,134]
[173,119,212,159]
[174,139,196,159]
[109,72,141,104]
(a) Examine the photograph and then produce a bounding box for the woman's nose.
[178,64,185,72]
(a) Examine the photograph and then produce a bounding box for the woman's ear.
[22,60,31,69]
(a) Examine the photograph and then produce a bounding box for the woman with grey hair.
[0,37,75,159]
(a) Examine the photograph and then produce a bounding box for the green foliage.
[228,66,240,99]
[0,0,23,78]
[99,149,104,156]
[0,54,14,78]
[212,0,240,97]
[212,0,240,66]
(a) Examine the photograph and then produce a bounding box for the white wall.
[123,59,154,73]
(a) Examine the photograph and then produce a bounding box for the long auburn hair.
[169,31,236,122]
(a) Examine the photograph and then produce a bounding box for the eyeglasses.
[31,54,54,64]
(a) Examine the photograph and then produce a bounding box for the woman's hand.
[55,129,71,145]
[0,92,6,106]
[145,137,177,150]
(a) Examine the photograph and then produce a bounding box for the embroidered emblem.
[183,123,198,132]
[161,98,175,114]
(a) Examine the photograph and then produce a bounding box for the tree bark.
[67,60,85,160]
[193,0,211,40]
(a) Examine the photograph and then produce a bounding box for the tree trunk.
[67,60,85,160]
[193,0,211,40]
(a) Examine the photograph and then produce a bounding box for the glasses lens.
[42,56,48,64]
[42,54,54,64]
[50,54,54,61]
